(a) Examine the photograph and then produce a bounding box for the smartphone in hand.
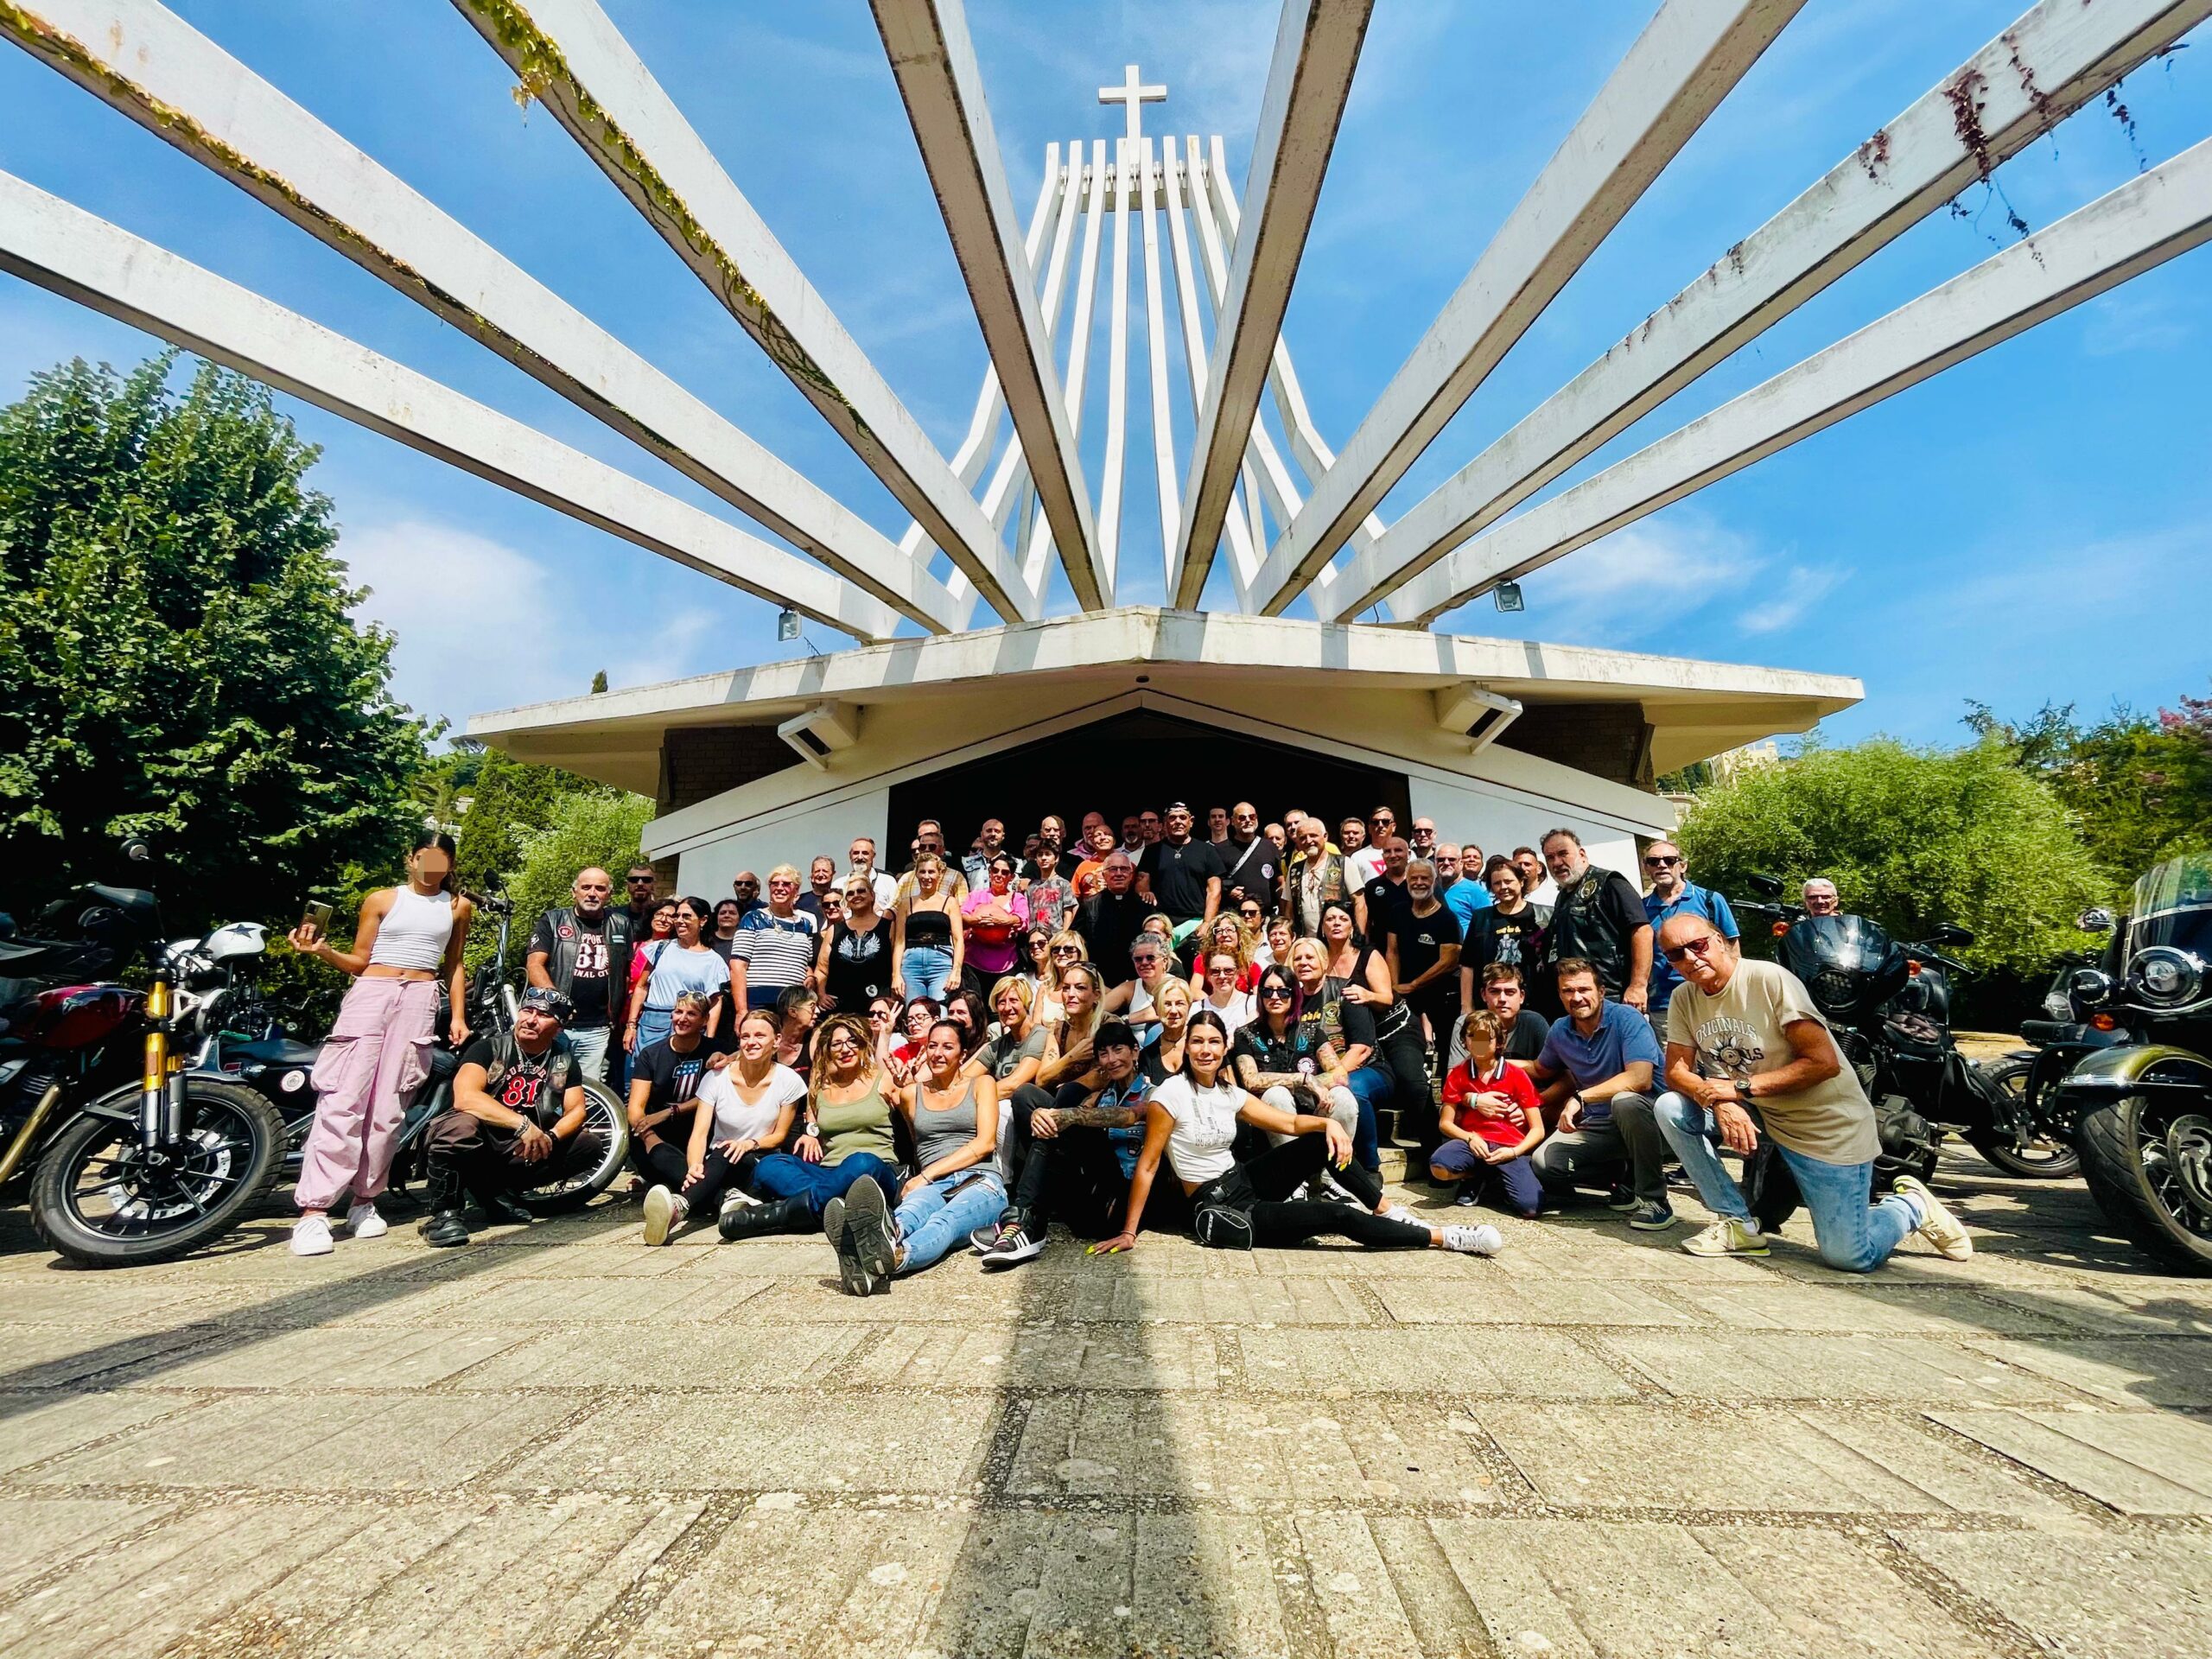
[298,899,333,945]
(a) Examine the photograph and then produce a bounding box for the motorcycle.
[2051,854,2212,1274]
[1731,876,2059,1228]
[1984,948,2132,1175]
[3,848,289,1268]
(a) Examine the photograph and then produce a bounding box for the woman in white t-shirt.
[1098,1012,1502,1257]
[640,1007,805,1244]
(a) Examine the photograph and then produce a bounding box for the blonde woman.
[1034,960,1106,1093]
[721,1013,898,1243]
[892,852,963,1003]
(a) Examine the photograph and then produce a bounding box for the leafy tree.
[1675,737,2106,978]
[0,355,430,931]
[472,787,654,979]
[1967,695,2212,881]
[452,747,614,899]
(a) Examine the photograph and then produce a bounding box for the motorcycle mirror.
[2075,906,2116,933]
[1745,873,1784,899]
[122,837,152,863]
[1934,923,1975,948]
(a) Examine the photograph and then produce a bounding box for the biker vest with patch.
[542,907,633,1001]
[1541,866,1630,994]
[482,1031,576,1128]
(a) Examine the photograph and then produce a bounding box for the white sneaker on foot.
[344,1203,387,1240]
[289,1214,334,1256]
[642,1185,688,1246]
[1440,1223,1505,1256]
[1891,1175,1973,1261]
[1681,1217,1768,1257]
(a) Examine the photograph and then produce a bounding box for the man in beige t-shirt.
[1650,913,1972,1269]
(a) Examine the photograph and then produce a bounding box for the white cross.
[1098,63,1166,145]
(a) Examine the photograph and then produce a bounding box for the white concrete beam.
[1168,0,1371,610]
[1391,137,2212,624]
[1331,0,2212,622]
[0,171,896,641]
[450,0,1035,623]
[1251,0,1807,615]
[7,0,963,634]
[870,0,1106,610]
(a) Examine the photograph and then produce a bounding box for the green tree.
[0,355,431,930]
[452,747,614,899]
[1675,737,2106,977]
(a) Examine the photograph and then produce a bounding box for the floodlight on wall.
[778,605,800,642]
[775,702,860,770]
[1493,582,1525,613]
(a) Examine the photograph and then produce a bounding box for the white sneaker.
[1681,1217,1769,1257]
[1380,1200,1421,1226]
[1441,1223,1505,1256]
[345,1203,387,1240]
[1891,1175,1973,1262]
[642,1185,689,1246]
[289,1214,334,1256]
[720,1190,758,1219]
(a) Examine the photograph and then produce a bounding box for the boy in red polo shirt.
[1431,1010,1546,1217]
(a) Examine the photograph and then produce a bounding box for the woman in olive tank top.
[716,1013,899,1245]
[823,1017,1005,1296]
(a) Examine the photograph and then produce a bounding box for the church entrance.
[884,709,1409,857]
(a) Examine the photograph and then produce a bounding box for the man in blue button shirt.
[1528,957,1675,1230]
[1642,840,1738,1033]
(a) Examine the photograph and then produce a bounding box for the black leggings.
[1192,1135,1431,1250]
[632,1136,761,1212]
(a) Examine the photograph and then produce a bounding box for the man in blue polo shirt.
[1528,957,1674,1230]
[1642,840,1738,1033]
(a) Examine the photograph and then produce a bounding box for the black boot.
[420,1161,470,1248]
[476,1185,534,1228]
[718,1195,813,1242]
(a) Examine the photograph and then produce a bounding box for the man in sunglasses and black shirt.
[1640,839,1738,1041]
[1216,800,1281,920]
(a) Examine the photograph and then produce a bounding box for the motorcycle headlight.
[2130,947,2204,1011]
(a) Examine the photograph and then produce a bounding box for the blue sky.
[2,1,2207,747]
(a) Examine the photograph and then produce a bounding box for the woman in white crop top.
[283,833,474,1259]
[1103,1011,1503,1260]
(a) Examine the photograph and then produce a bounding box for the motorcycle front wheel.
[1967,1059,2081,1179]
[515,1081,629,1216]
[2076,1090,2212,1274]
[30,1081,286,1268]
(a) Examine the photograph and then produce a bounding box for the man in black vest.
[1533,828,1654,1018]
[423,988,591,1247]
[526,867,634,1085]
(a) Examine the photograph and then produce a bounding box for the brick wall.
[1503,702,1656,791]
[658,725,799,816]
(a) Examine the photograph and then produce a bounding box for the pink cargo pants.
[295,976,440,1212]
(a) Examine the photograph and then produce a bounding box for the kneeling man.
[1652,913,1970,1269]
[424,987,595,1246]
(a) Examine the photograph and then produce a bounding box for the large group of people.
[283,805,1974,1285]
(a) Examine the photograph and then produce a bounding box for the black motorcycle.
[2050,855,2212,1274]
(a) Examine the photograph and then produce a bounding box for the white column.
[1138,138,1181,576]
[1099,137,1135,596]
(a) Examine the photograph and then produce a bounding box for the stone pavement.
[0,1151,2207,1659]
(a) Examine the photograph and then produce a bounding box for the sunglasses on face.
[1259,985,1293,1000]
[1052,944,1082,956]
[1662,935,1722,963]
[1644,855,1683,869]
[626,876,655,887]
[1239,908,1262,920]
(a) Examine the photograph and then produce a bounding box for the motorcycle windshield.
[1778,914,1910,1023]
[2129,854,2212,955]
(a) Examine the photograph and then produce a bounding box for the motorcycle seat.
[232,1037,322,1069]
[0,937,56,968]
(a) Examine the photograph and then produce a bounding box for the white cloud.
[340,520,602,733]
[1739,563,1846,634]
[1515,513,1761,641]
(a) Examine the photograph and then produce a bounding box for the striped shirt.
[732,908,818,995]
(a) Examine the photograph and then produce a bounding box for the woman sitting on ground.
[719,1013,899,1243]
[625,990,728,1194]
[640,1007,804,1243]
[1430,1009,1546,1219]
[1102,933,1181,1028]
[1232,962,1360,1144]
[1318,897,1395,1009]
[1033,961,1105,1096]
[1014,928,1059,1021]
[887,995,941,1084]
[1099,1011,1501,1257]
[967,976,1048,1096]
[1141,978,1193,1084]
[944,986,991,1062]
[823,1019,1007,1295]
[1197,949,1256,1035]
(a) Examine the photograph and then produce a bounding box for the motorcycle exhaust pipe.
[0,1081,63,1186]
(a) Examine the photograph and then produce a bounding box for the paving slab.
[1927,1406,2212,1514]
[1658,1280,2064,1336]
[1896,1529,2212,1659]
[0,1389,199,1476]
[0,1494,173,1600]
[849,1320,1226,1391]
[108,1324,528,1391]
[448,1318,866,1391]
[1595,1331,2079,1405]
[1366,1278,1694,1326]
[1236,1326,1640,1397]
[1961,1335,2212,1408]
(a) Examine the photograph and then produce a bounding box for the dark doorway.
[884,708,1409,857]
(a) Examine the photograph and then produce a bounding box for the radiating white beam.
[1099,137,1135,591]
[7,0,963,633]
[976,149,1071,538]
[1138,138,1181,577]
[870,0,1106,609]
[1018,143,1090,589]
[1333,0,2212,622]
[1169,0,1371,611]
[1252,0,1808,615]
[1390,138,2212,625]
[0,171,895,641]
[1020,138,1110,594]
[449,0,1034,625]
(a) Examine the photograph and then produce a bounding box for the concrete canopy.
[468,606,1859,799]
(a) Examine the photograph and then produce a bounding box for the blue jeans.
[750,1151,898,1217]
[1344,1065,1389,1172]
[901,945,955,1003]
[893,1170,1007,1275]
[1653,1091,1921,1274]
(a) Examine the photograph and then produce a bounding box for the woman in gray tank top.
[821,1017,1006,1296]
